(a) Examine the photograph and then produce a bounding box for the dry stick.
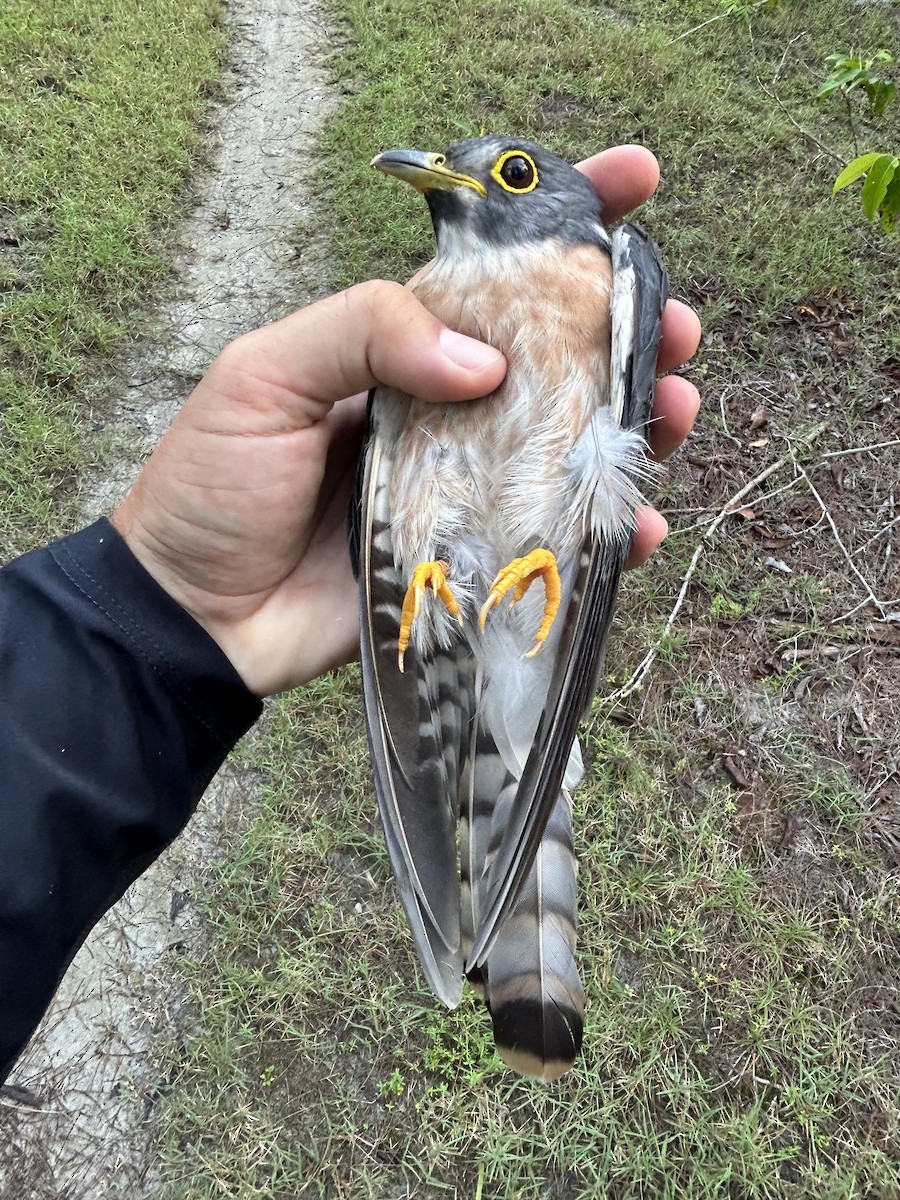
[822,438,900,460]
[853,511,900,556]
[757,79,845,164]
[789,455,891,622]
[735,471,804,513]
[718,385,744,447]
[607,456,790,703]
[670,0,771,44]
[771,32,803,86]
[669,10,733,43]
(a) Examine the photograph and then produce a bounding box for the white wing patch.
[564,406,657,544]
[609,259,636,425]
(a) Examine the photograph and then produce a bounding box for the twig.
[853,512,900,556]
[669,11,733,43]
[718,386,744,447]
[607,456,789,702]
[609,423,833,701]
[822,438,900,459]
[670,0,770,44]
[772,34,805,87]
[843,90,860,159]
[788,456,889,621]
[757,79,845,163]
[735,471,803,512]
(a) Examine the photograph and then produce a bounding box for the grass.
[159,678,900,1198]
[0,0,225,554]
[317,0,898,320]
[3,0,898,1196]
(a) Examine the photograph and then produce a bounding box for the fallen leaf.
[779,814,802,851]
[749,406,768,430]
[723,751,752,789]
[609,707,636,727]
[0,1083,43,1108]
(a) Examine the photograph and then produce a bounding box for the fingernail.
[440,328,504,370]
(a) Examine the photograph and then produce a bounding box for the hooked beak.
[371,149,487,197]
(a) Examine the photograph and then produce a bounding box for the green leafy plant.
[379,1068,406,1099]
[833,152,900,232]
[820,51,898,233]
[818,50,896,122]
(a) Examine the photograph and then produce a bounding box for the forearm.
[0,520,261,1082]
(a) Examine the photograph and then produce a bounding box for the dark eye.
[500,155,535,190]
[491,151,539,193]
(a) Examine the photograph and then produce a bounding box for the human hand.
[112,145,700,698]
[112,283,505,695]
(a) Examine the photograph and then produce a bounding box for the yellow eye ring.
[491,150,539,194]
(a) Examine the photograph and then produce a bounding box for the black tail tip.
[490,999,583,1082]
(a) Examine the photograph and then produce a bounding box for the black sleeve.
[0,519,263,1082]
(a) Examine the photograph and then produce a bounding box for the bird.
[348,135,667,1081]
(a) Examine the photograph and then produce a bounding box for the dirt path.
[0,2,337,1195]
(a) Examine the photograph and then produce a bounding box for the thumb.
[203,280,507,430]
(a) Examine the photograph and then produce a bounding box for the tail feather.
[481,789,584,1081]
[460,720,516,982]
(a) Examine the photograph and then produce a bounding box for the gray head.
[372,136,605,253]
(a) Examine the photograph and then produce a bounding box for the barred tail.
[483,790,584,1081]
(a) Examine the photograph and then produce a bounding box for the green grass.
[317,0,898,323]
[0,0,226,553]
[160,678,900,1198]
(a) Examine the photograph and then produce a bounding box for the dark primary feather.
[353,136,667,1079]
[357,435,464,1004]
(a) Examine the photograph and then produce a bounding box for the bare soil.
[665,292,900,838]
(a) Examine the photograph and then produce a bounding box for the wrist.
[110,504,359,697]
[110,503,258,692]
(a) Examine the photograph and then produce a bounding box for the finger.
[574,153,702,373]
[626,506,668,570]
[648,375,701,462]
[211,280,508,427]
[575,145,660,224]
[658,300,702,374]
[308,396,367,526]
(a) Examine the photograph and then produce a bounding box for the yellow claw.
[478,548,562,658]
[397,560,462,672]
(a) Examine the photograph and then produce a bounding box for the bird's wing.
[351,392,467,1006]
[469,223,667,965]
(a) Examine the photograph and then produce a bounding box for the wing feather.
[357,409,466,1005]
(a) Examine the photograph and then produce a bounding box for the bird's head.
[372,136,606,258]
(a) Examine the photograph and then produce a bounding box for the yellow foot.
[478,549,561,658]
[397,560,462,672]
